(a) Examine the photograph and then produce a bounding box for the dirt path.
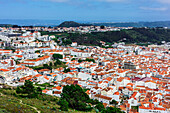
[0,93,5,97]
[19,100,41,113]
[0,92,40,113]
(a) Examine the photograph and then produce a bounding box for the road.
[19,100,41,113]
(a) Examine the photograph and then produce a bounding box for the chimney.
[11,60,14,66]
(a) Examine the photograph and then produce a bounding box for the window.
[131,100,134,104]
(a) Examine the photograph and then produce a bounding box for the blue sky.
[0,0,170,22]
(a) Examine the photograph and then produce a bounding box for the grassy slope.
[0,108,10,113]
[0,88,95,113]
[0,89,37,113]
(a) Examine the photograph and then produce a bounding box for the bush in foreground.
[60,84,93,111]
[16,80,42,98]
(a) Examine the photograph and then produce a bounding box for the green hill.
[92,21,170,27]
[0,24,12,27]
[58,21,92,27]
[68,28,170,45]
[40,28,170,46]
[0,86,95,113]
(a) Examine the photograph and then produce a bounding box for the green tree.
[35,50,40,53]
[71,58,76,61]
[95,102,105,112]
[36,87,42,95]
[59,99,69,111]
[63,39,72,45]
[53,54,63,59]
[52,38,59,43]
[102,107,124,113]
[60,84,93,111]
[55,59,62,65]
[78,59,83,63]
[43,64,49,68]
[90,99,100,105]
[12,49,16,53]
[110,99,118,107]
[54,62,57,66]
[16,86,22,94]
[49,62,53,67]
[131,106,139,112]
[20,41,24,43]
[100,25,105,29]
[63,68,70,73]
[85,58,95,63]
[16,80,42,98]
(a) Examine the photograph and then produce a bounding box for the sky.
[0,0,170,22]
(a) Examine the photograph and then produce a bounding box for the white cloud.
[140,7,168,11]
[157,0,170,4]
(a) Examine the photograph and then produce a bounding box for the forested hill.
[92,21,170,27]
[68,28,170,45]
[58,21,92,27]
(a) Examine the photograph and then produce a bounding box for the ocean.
[0,19,65,26]
[0,19,93,27]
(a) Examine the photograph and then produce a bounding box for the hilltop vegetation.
[58,21,92,27]
[40,28,170,46]
[92,21,170,27]
[59,84,124,112]
[69,28,170,45]
[127,28,170,44]
[0,24,13,27]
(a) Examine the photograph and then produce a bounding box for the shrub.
[60,84,94,111]
[53,54,63,59]
[52,107,56,110]
[59,99,68,111]
[16,80,42,98]
[95,102,105,112]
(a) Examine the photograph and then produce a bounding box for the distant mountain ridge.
[92,21,170,27]
[0,24,12,27]
[58,21,170,28]
[58,21,92,27]
[0,19,170,28]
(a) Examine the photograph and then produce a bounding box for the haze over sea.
[0,19,65,26]
[0,19,101,26]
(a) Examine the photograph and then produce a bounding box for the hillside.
[40,28,170,46]
[92,21,170,27]
[58,21,92,27]
[0,24,12,27]
[67,28,170,45]
[0,86,95,113]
